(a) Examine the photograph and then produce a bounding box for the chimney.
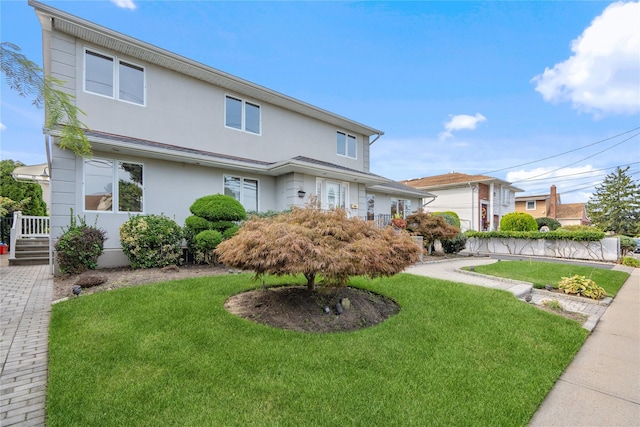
[549,185,557,219]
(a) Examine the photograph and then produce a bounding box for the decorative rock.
[525,294,533,303]
[335,302,344,315]
[323,306,331,314]
[545,284,554,291]
[161,265,179,272]
[75,275,107,288]
[341,298,351,310]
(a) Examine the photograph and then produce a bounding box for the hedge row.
[465,230,606,242]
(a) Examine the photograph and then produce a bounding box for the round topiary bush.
[189,194,246,222]
[499,212,538,232]
[55,221,107,274]
[119,214,183,268]
[433,211,461,228]
[184,215,211,234]
[536,217,561,231]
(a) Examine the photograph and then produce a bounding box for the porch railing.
[9,211,50,259]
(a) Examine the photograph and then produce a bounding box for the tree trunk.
[304,273,316,291]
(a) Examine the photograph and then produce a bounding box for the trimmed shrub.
[55,214,106,274]
[536,217,561,231]
[433,211,461,228]
[184,215,211,234]
[120,214,183,268]
[559,225,595,232]
[558,275,606,300]
[500,212,538,232]
[195,230,223,265]
[442,233,468,254]
[465,229,606,241]
[190,194,246,222]
[222,225,239,240]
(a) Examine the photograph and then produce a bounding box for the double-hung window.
[526,200,536,210]
[84,49,145,105]
[337,131,357,159]
[502,188,511,205]
[225,96,261,134]
[84,159,144,212]
[224,176,259,212]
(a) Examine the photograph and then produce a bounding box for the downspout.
[368,133,383,145]
[422,195,436,211]
[469,182,476,231]
[45,133,53,275]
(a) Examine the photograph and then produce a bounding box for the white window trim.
[336,131,357,159]
[526,200,536,210]
[224,94,262,135]
[316,178,349,210]
[83,48,146,106]
[223,175,260,212]
[83,158,145,214]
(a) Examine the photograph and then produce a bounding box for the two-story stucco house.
[401,172,523,231]
[29,0,431,268]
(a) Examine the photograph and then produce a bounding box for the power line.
[481,126,640,175]
[509,162,639,184]
[511,132,640,184]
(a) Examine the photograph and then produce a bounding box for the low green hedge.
[465,229,606,242]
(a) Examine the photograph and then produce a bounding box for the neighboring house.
[515,185,590,227]
[30,1,432,268]
[11,163,51,214]
[400,172,523,231]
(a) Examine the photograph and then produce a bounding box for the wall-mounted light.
[298,190,306,198]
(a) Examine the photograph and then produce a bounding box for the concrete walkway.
[406,257,640,426]
[530,266,640,427]
[0,258,52,427]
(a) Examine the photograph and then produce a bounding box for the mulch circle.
[225,285,400,333]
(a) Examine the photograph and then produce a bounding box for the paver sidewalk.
[1,264,52,427]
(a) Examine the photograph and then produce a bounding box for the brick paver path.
[1,265,52,426]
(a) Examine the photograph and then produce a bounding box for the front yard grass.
[48,273,588,426]
[468,260,629,297]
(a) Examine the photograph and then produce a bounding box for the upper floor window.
[84,158,144,213]
[337,131,357,159]
[224,175,259,212]
[526,201,536,210]
[501,188,511,205]
[225,96,261,134]
[84,49,145,105]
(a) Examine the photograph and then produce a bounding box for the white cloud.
[438,113,486,140]
[0,122,6,131]
[111,0,137,10]
[532,1,640,117]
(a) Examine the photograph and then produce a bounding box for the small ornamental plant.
[390,214,407,229]
[558,275,606,300]
[55,212,106,274]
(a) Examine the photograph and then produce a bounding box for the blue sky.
[1,0,639,203]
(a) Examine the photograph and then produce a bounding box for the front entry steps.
[9,237,50,266]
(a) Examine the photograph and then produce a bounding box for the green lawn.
[48,273,588,426]
[468,260,630,297]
